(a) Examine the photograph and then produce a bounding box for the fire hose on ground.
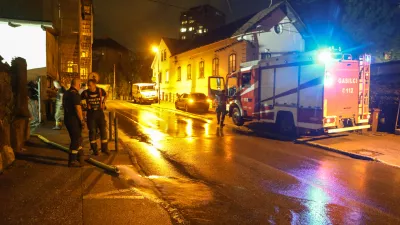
[31,134,120,175]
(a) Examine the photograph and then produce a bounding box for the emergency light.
[317,49,333,64]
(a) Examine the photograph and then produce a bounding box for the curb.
[301,141,376,161]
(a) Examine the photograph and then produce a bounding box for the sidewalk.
[297,132,400,167]
[0,123,172,225]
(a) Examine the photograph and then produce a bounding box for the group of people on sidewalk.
[63,78,109,167]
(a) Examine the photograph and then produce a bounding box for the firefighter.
[63,78,85,167]
[53,80,66,130]
[215,91,227,127]
[81,79,109,155]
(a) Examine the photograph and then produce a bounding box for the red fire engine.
[208,49,372,135]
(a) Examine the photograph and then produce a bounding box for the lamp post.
[151,46,160,104]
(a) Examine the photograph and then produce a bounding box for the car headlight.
[188,99,194,104]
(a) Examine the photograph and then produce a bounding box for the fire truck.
[208,49,372,135]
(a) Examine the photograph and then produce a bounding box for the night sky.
[93,0,271,51]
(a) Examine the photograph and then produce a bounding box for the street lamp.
[151,45,161,104]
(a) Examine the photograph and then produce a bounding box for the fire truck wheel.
[232,107,244,126]
[277,112,295,136]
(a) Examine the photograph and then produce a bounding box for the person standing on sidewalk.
[215,91,227,127]
[79,82,87,95]
[53,80,66,130]
[63,78,85,167]
[81,79,109,156]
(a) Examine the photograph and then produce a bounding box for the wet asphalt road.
[108,100,400,225]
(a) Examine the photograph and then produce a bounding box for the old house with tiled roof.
[152,1,309,102]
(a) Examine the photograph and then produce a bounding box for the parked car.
[175,93,211,112]
[132,83,158,104]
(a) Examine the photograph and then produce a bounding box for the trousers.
[64,116,82,151]
[87,110,107,144]
[54,99,64,123]
[216,105,227,124]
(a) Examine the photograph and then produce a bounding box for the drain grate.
[352,149,383,157]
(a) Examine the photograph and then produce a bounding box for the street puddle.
[150,176,214,208]
[116,165,213,208]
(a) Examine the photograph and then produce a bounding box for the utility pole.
[113,64,116,100]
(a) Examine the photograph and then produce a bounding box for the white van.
[132,83,158,104]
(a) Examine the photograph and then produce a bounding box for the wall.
[46,31,58,80]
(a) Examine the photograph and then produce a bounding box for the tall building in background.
[179,5,225,40]
[55,0,93,84]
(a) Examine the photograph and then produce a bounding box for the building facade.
[179,5,225,40]
[154,1,307,103]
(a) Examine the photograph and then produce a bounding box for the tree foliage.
[340,0,400,60]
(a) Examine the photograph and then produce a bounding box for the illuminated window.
[177,67,181,81]
[199,25,203,28]
[187,64,191,80]
[189,27,194,31]
[165,70,169,83]
[204,28,208,33]
[67,61,74,73]
[189,20,195,23]
[181,36,186,40]
[198,29,203,34]
[182,20,187,24]
[81,51,87,57]
[212,58,219,76]
[84,6,91,14]
[199,61,205,78]
[80,68,88,79]
[228,53,237,73]
[180,27,187,32]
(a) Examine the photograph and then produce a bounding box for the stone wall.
[0,56,30,173]
[0,56,15,173]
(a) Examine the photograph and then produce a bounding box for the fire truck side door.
[240,72,255,117]
[208,76,225,100]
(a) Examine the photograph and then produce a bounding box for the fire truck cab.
[208,49,372,135]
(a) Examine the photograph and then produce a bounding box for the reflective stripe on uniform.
[90,140,97,144]
[101,139,108,143]
[71,150,78,154]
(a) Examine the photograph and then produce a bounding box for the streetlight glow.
[151,46,159,53]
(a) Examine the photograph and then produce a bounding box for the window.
[180,27,187,32]
[241,73,251,88]
[67,61,74,73]
[187,64,192,80]
[228,53,237,73]
[163,50,167,61]
[182,20,187,24]
[212,58,219,76]
[199,61,205,78]
[189,20,195,23]
[198,29,203,34]
[181,36,186,40]
[204,28,208,33]
[189,27,194,31]
[177,67,181,81]
[165,70,169,83]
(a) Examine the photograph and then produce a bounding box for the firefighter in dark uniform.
[81,79,110,155]
[215,91,227,127]
[63,78,85,167]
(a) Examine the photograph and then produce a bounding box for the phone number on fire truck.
[342,88,354,94]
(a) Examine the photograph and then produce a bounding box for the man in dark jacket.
[81,79,109,155]
[215,91,227,127]
[63,78,85,167]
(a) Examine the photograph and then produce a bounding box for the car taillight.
[362,114,370,120]
[323,117,335,124]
